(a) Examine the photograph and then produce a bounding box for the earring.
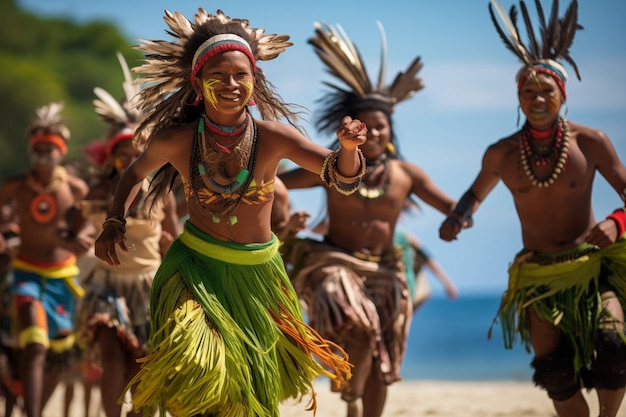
[189,91,203,106]
[516,105,521,127]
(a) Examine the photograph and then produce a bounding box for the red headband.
[29,133,68,156]
[106,129,133,156]
[517,66,567,101]
[190,34,256,81]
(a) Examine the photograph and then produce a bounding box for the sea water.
[402,294,534,381]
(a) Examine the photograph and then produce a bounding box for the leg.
[19,343,46,417]
[15,299,48,417]
[592,291,626,417]
[361,367,387,417]
[527,307,589,417]
[96,326,126,417]
[126,351,143,417]
[339,330,375,417]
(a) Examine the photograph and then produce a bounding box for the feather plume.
[130,7,298,147]
[30,102,70,140]
[310,21,424,135]
[489,0,583,80]
[93,53,142,130]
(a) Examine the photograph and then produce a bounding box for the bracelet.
[102,215,126,233]
[606,208,626,238]
[320,149,366,196]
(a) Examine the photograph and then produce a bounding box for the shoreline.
[27,379,626,417]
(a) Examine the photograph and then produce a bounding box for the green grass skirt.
[493,239,626,386]
[127,222,350,417]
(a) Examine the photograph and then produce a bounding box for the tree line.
[0,0,143,180]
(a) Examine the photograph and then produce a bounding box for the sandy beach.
[22,378,626,417]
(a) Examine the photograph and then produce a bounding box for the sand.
[15,379,625,417]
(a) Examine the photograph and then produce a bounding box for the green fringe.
[492,240,626,386]
[126,225,344,417]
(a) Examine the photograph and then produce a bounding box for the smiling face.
[194,50,254,120]
[518,73,564,130]
[355,109,392,161]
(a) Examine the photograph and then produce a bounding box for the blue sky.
[19,0,626,295]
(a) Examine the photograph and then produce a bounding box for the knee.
[587,330,626,390]
[531,343,580,401]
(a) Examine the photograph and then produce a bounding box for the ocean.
[401,294,534,381]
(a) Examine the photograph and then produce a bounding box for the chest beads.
[519,116,570,188]
[192,113,257,225]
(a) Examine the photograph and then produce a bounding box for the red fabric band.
[606,209,626,238]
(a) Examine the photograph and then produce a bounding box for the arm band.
[320,149,366,196]
[448,190,477,226]
[606,208,626,238]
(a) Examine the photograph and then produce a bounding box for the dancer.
[94,7,365,417]
[394,229,457,312]
[76,52,180,417]
[279,22,460,417]
[0,102,91,417]
[439,1,626,416]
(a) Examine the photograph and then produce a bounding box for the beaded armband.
[606,208,626,238]
[102,215,126,233]
[320,149,366,196]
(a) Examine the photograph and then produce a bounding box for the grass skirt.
[493,239,626,385]
[127,222,350,417]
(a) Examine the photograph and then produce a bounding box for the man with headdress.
[0,102,91,417]
[93,6,366,417]
[279,22,460,417]
[439,1,626,416]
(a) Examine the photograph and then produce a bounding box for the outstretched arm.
[439,143,504,242]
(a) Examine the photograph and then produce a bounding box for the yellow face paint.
[240,80,254,105]
[202,79,220,110]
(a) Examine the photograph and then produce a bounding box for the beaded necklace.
[203,112,249,137]
[519,117,569,188]
[358,155,390,200]
[190,117,258,225]
[198,112,254,193]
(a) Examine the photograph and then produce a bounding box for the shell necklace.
[519,117,569,188]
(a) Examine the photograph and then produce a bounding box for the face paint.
[202,78,220,110]
[240,80,254,105]
[30,153,60,168]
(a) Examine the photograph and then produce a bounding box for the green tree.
[0,0,143,180]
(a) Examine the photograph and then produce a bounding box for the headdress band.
[191,34,256,81]
[516,59,568,100]
[29,133,68,156]
[106,127,134,156]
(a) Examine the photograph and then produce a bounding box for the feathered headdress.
[488,0,583,99]
[310,21,424,136]
[130,7,298,147]
[86,52,142,167]
[28,102,70,156]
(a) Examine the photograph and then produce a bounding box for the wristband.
[606,208,626,238]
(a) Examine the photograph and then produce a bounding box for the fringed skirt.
[76,267,154,364]
[128,222,351,417]
[285,238,412,386]
[493,239,626,384]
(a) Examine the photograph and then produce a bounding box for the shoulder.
[256,119,305,140]
[66,174,89,198]
[567,120,610,146]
